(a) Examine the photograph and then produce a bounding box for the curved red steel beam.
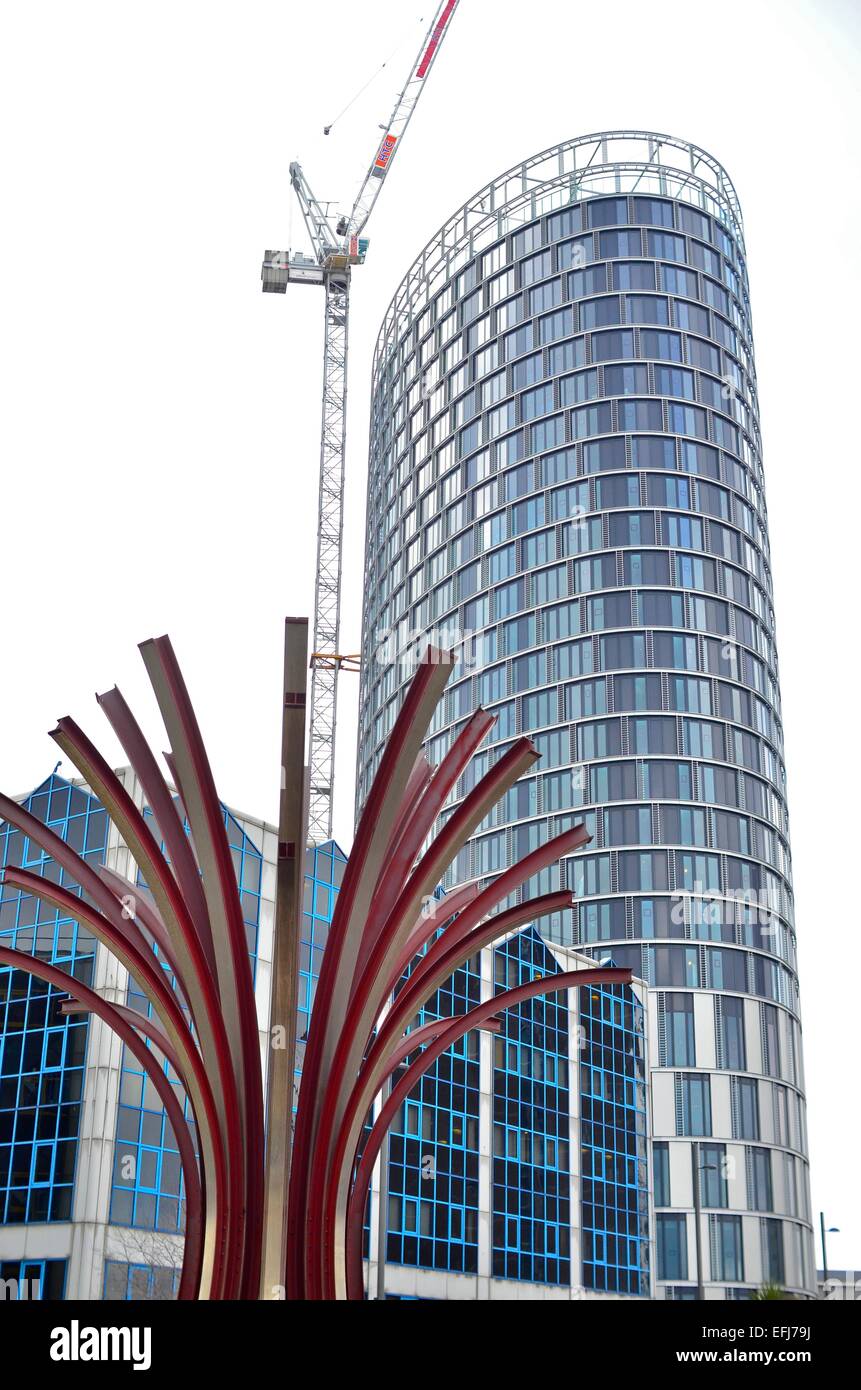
[0,862,232,1300]
[311,742,568,1297]
[345,965,634,1300]
[324,889,576,1299]
[60,1000,184,1078]
[288,650,454,1298]
[380,822,585,1015]
[351,735,539,1026]
[49,716,237,1114]
[97,686,219,988]
[355,709,495,983]
[383,1013,502,1078]
[161,750,193,838]
[392,825,591,1018]
[22,718,245,1301]
[0,945,204,1301]
[383,755,434,870]
[374,887,580,1084]
[46,720,236,1073]
[0,790,189,1032]
[0,792,153,952]
[307,736,542,1296]
[392,882,481,987]
[138,635,264,1300]
[1,630,612,1299]
[96,866,186,995]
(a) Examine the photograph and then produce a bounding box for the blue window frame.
[103,1259,179,1301]
[0,773,102,1226]
[657,1214,688,1281]
[382,913,481,1276]
[109,804,268,1235]
[580,975,650,1295]
[492,929,570,1286]
[0,1257,67,1300]
[677,1072,712,1136]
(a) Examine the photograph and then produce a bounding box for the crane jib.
[416,0,459,78]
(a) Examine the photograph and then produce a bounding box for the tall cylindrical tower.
[357,132,814,1298]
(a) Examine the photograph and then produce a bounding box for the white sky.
[1,0,859,1275]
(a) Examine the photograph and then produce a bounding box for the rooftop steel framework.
[372,129,745,381]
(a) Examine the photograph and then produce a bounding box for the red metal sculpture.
[0,636,630,1299]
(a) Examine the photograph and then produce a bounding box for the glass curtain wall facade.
[492,930,571,1286]
[109,804,264,1238]
[105,837,345,1301]
[0,773,104,1244]
[369,927,651,1299]
[357,132,813,1297]
[0,769,288,1301]
[579,974,649,1295]
[384,943,481,1275]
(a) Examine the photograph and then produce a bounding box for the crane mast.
[262,1,461,842]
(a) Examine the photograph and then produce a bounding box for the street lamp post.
[819,1212,839,1293]
[692,1143,719,1300]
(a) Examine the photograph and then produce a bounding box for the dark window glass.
[654,1143,670,1207]
[678,1073,711,1136]
[590,328,636,362]
[663,993,695,1066]
[614,261,656,291]
[711,1214,744,1281]
[599,228,642,258]
[604,363,649,395]
[762,1218,784,1283]
[648,230,686,262]
[627,295,669,325]
[677,205,711,240]
[634,197,674,228]
[589,197,629,228]
[547,206,582,240]
[733,1078,759,1141]
[748,1147,773,1212]
[718,996,746,1070]
[640,328,683,362]
[698,1143,728,1208]
[632,436,674,470]
[657,1214,687,1281]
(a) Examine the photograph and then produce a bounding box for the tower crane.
[262,2,461,844]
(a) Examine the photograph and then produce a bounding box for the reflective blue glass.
[0,773,102,1225]
[109,804,263,1235]
[492,929,570,1284]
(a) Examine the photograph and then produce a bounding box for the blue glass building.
[365,928,651,1300]
[492,930,571,1285]
[357,132,814,1297]
[0,767,284,1299]
[296,840,348,1095]
[294,877,651,1298]
[1,767,651,1300]
[579,971,649,1295]
[107,803,265,1240]
[0,772,104,1297]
